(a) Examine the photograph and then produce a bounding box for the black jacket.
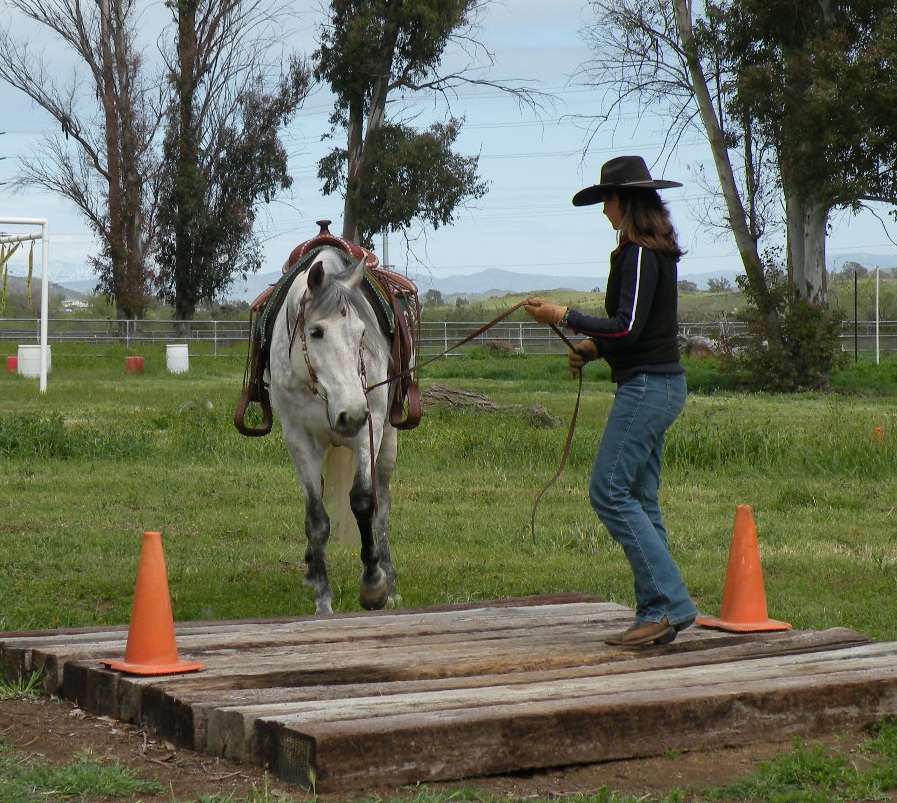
[564,239,683,383]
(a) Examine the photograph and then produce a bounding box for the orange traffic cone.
[102,531,204,675]
[696,505,791,632]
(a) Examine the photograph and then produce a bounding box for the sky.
[1,0,896,293]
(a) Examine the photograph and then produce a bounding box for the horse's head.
[292,251,374,438]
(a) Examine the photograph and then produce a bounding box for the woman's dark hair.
[615,189,684,259]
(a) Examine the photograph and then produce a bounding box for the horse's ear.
[308,260,325,293]
[343,255,367,291]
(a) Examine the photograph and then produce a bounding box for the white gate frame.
[0,218,50,392]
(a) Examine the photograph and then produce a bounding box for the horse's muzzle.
[330,406,369,438]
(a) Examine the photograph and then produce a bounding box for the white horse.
[268,246,399,615]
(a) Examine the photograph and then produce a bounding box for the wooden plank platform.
[2,593,896,792]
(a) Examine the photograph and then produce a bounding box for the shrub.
[734,263,847,392]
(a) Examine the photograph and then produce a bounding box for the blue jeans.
[589,372,696,627]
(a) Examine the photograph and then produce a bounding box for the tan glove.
[568,339,599,377]
[523,298,567,326]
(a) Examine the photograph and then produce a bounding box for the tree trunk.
[99,0,126,318]
[340,15,397,245]
[342,96,365,242]
[786,189,828,302]
[99,0,149,320]
[173,0,200,321]
[672,0,771,313]
[117,24,148,321]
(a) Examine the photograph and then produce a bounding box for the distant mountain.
[417,267,749,298]
[220,266,766,303]
[54,265,745,303]
[222,268,602,304]
[4,275,88,301]
[53,278,99,295]
[6,261,96,284]
[45,250,895,305]
[415,268,599,296]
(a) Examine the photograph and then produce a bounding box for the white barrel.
[17,344,51,378]
[166,344,189,373]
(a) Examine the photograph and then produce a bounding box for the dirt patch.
[0,694,871,801]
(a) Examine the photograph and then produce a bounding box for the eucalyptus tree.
[156,0,311,321]
[585,0,897,304]
[716,0,897,302]
[0,0,161,319]
[583,0,776,312]
[582,0,897,388]
[314,0,542,247]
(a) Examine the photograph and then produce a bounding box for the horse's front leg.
[302,487,334,615]
[287,439,333,615]
[373,424,399,606]
[350,433,388,611]
[351,476,387,611]
[352,419,400,610]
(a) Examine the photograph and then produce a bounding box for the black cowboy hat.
[572,155,683,207]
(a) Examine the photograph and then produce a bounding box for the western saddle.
[233,221,421,437]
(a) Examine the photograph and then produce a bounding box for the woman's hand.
[523,298,567,325]
[568,339,599,376]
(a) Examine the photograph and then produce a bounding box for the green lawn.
[1,346,895,638]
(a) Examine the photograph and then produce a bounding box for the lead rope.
[528,322,581,544]
[530,373,583,543]
[363,301,528,394]
[365,300,583,544]
[289,286,582,533]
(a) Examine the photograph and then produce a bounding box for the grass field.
[418,272,896,323]
[1,343,895,639]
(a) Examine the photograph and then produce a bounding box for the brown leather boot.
[604,621,639,646]
[619,616,674,647]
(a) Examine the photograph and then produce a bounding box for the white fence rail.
[1,318,895,355]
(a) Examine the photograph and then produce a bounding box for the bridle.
[287,287,367,404]
[287,285,379,507]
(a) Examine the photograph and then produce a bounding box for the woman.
[524,155,697,647]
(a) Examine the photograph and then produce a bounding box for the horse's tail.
[322,445,361,548]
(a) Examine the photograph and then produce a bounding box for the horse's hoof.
[314,597,334,615]
[312,588,334,615]
[360,584,389,611]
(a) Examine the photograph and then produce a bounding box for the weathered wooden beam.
[5,595,888,794]
[254,645,897,791]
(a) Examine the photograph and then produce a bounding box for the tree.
[835,260,867,281]
[423,288,444,306]
[587,0,897,305]
[581,0,897,388]
[156,0,311,321]
[707,276,733,293]
[319,118,488,246]
[715,0,897,303]
[583,0,772,310]
[0,0,161,320]
[314,0,542,246]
